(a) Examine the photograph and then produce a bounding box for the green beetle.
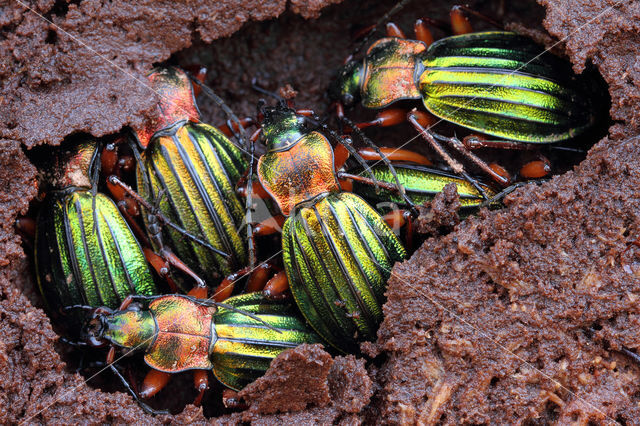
[119,66,249,291]
[80,292,321,413]
[329,14,606,186]
[349,163,495,211]
[255,103,406,353]
[34,141,158,329]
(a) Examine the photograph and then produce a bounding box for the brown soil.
[0,0,638,423]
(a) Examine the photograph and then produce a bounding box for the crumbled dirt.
[415,183,462,236]
[0,0,639,423]
[216,344,373,423]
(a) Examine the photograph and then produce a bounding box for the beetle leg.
[428,131,511,187]
[263,270,290,300]
[193,370,209,406]
[414,19,434,46]
[213,266,252,302]
[107,176,229,259]
[236,176,270,199]
[140,369,172,399]
[213,261,281,302]
[159,247,207,289]
[334,113,419,215]
[110,364,169,415]
[183,64,208,97]
[15,217,36,240]
[451,5,504,30]
[143,248,179,293]
[386,22,406,38]
[450,5,473,35]
[353,108,408,130]
[462,135,536,151]
[253,214,286,237]
[519,157,552,180]
[222,389,248,410]
[407,111,493,198]
[383,209,415,251]
[219,117,255,137]
[337,171,401,193]
[358,147,433,167]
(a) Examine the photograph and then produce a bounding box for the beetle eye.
[342,93,355,107]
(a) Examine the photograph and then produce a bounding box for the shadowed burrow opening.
[17,0,612,419]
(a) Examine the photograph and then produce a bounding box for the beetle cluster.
[18,3,606,416]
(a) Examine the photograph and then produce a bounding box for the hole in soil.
[17,0,613,419]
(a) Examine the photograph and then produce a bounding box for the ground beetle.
[329,6,606,188]
[77,291,321,414]
[27,140,159,331]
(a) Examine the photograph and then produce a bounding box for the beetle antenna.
[339,115,418,217]
[186,72,249,152]
[109,364,169,415]
[351,0,414,57]
[251,79,284,102]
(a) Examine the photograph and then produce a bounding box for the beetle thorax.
[257,131,340,216]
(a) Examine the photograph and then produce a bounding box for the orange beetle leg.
[237,177,270,200]
[183,65,208,97]
[263,270,290,300]
[519,157,551,179]
[356,108,407,130]
[219,117,255,137]
[140,369,172,399]
[143,248,179,293]
[386,22,406,38]
[213,266,252,302]
[334,143,351,171]
[414,19,434,46]
[488,163,512,185]
[253,215,286,237]
[358,146,432,167]
[246,263,278,293]
[193,370,209,406]
[15,217,36,239]
[222,389,248,410]
[450,5,473,35]
[101,143,119,177]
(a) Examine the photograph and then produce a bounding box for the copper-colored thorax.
[258,131,340,216]
[135,67,201,148]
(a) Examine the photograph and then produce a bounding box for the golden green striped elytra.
[330,31,603,144]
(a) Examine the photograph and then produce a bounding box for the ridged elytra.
[257,104,406,353]
[34,141,158,331]
[133,67,248,291]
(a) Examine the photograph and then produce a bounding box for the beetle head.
[80,307,113,348]
[260,102,307,150]
[328,59,363,108]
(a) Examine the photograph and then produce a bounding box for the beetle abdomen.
[211,293,321,390]
[420,31,595,142]
[35,190,157,314]
[282,192,406,353]
[350,163,494,209]
[138,122,248,289]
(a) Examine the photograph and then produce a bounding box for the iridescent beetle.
[250,101,407,353]
[17,140,159,332]
[106,66,252,294]
[78,291,321,414]
[329,6,606,188]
